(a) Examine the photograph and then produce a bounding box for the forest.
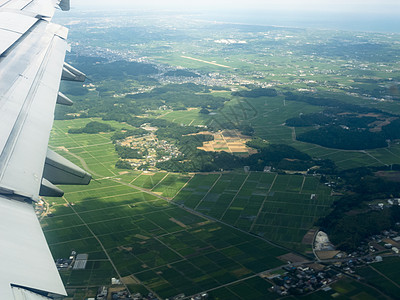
[57,81,229,121]
[284,92,385,114]
[110,128,148,143]
[297,126,388,150]
[285,111,377,128]
[318,165,400,251]
[232,87,278,98]
[68,121,115,134]
[65,56,159,81]
[284,93,400,149]
[126,83,228,110]
[164,70,200,77]
[115,145,143,159]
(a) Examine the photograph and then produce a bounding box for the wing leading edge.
[0,0,91,298]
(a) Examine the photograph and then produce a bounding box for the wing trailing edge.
[57,91,73,105]
[62,62,86,82]
[43,149,92,186]
[0,0,91,298]
[40,178,65,197]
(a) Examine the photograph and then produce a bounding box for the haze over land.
[70,0,400,32]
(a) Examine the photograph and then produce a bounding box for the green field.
[49,118,126,178]
[151,173,193,198]
[43,119,293,299]
[42,177,288,299]
[208,276,277,300]
[173,172,334,245]
[298,277,388,300]
[131,172,170,189]
[43,116,399,299]
[355,257,400,299]
[159,108,210,126]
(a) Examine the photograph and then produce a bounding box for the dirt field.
[315,250,340,260]
[375,171,400,182]
[278,253,310,264]
[302,228,318,245]
[196,130,257,156]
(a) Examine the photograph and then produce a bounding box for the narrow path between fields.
[220,172,251,219]
[362,150,387,166]
[369,265,400,289]
[150,172,170,191]
[249,174,278,232]
[299,176,306,194]
[194,174,222,210]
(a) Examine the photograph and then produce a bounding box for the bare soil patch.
[196,130,255,156]
[315,250,340,260]
[375,171,400,182]
[302,228,317,245]
[169,218,188,228]
[278,253,310,264]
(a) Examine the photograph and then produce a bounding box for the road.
[181,56,232,68]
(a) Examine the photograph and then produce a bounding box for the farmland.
[41,115,359,299]
[298,278,388,300]
[43,119,294,299]
[42,178,289,299]
[49,118,124,178]
[173,172,334,248]
[355,257,400,299]
[40,10,400,299]
[42,118,336,299]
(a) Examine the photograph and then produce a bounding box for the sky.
[73,0,399,15]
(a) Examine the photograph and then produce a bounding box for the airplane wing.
[0,0,91,298]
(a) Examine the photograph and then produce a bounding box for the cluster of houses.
[334,257,377,275]
[329,230,400,274]
[55,257,72,269]
[271,265,338,296]
[89,289,209,300]
[370,198,400,210]
[368,229,400,254]
[332,229,400,260]
[88,287,158,300]
[166,293,208,300]
[110,290,157,300]
[119,128,182,170]
[94,286,108,300]
[55,251,88,270]
[128,292,158,300]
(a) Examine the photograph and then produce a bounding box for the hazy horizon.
[66,0,400,33]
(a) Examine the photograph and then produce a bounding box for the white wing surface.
[0,0,91,298]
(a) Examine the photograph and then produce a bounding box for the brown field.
[375,171,400,182]
[302,228,318,245]
[169,218,188,228]
[278,253,310,264]
[315,250,340,260]
[121,275,140,285]
[196,130,257,156]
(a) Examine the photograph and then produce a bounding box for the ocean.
[200,10,400,33]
